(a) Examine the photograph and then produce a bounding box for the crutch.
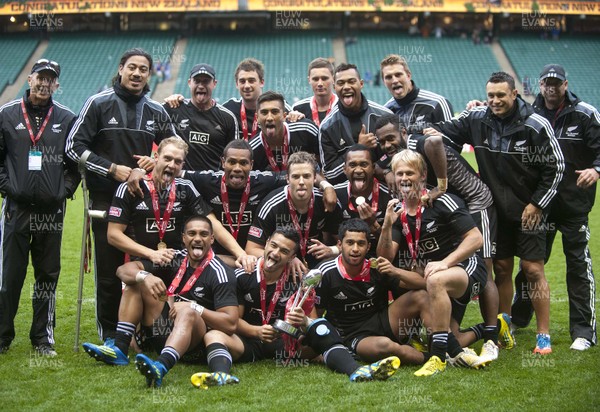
[73,150,107,352]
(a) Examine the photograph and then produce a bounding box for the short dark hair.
[345,144,374,163]
[270,228,301,255]
[487,71,516,90]
[223,139,253,162]
[334,63,361,80]
[182,215,213,234]
[257,91,285,110]
[235,58,265,82]
[113,48,153,92]
[375,113,405,131]
[308,57,334,76]
[338,218,370,240]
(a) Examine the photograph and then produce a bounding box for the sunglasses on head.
[35,59,61,76]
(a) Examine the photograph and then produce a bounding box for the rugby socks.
[463,323,484,341]
[114,322,135,354]
[323,344,360,376]
[206,343,233,374]
[157,346,180,371]
[431,331,448,360]
[483,324,498,343]
[446,333,462,358]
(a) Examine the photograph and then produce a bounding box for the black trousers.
[89,194,125,341]
[0,198,64,346]
[512,213,596,344]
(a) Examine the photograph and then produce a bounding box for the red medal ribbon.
[347,178,380,212]
[21,98,53,147]
[146,179,177,244]
[337,255,371,282]
[167,249,214,296]
[220,174,251,240]
[400,190,426,268]
[261,124,289,173]
[258,257,289,325]
[240,103,258,140]
[286,186,314,258]
[310,95,335,127]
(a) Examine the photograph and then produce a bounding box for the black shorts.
[495,217,546,261]
[451,255,488,324]
[238,336,285,363]
[343,310,398,354]
[471,205,497,259]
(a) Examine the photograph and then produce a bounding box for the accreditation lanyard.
[240,104,258,140]
[310,95,335,127]
[286,187,314,258]
[258,258,289,325]
[347,179,379,212]
[220,174,251,240]
[261,124,289,173]
[400,194,425,270]
[21,98,53,147]
[146,179,177,247]
[167,250,214,296]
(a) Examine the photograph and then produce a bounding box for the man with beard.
[374,115,506,360]
[190,228,400,388]
[0,59,78,356]
[66,48,176,345]
[292,58,338,127]
[429,72,564,355]
[377,151,490,376]
[380,54,453,131]
[246,151,342,278]
[250,91,320,175]
[82,138,253,363]
[333,144,392,257]
[160,64,239,171]
[319,63,392,185]
[511,64,599,351]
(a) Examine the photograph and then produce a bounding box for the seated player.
[315,219,443,368]
[189,228,400,388]
[84,216,238,389]
[377,150,491,376]
[245,151,342,278]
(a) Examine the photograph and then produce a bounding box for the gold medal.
[355,196,366,206]
[369,258,378,269]
[157,241,167,250]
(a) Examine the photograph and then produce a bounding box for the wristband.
[330,246,340,255]
[190,302,205,316]
[319,180,334,190]
[135,270,150,283]
[437,178,448,192]
[108,163,117,176]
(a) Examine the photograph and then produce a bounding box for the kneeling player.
[190,228,400,389]
[377,150,490,376]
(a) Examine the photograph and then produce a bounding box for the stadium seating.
[500,34,600,109]
[345,32,501,113]
[0,36,40,95]
[174,32,334,105]
[14,32,177,112]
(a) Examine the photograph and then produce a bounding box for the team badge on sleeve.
[248,226,263,238]
[109,206,122,217]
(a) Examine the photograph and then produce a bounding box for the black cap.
[540,64,566,82]
[31,59,60,78]
[189,64,215,80]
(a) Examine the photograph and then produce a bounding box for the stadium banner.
[248,0,600,15]
[0,0,237,15]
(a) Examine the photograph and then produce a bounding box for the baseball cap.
[189,64,215,80]
[540,64,566,82]
[31,58,60,78]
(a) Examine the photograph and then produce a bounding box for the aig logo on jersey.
[221,211,252,226]
[189,131,210,144]
[420,239,440,254]
[146,218,176,233]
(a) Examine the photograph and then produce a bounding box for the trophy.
[273,269,323,338]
